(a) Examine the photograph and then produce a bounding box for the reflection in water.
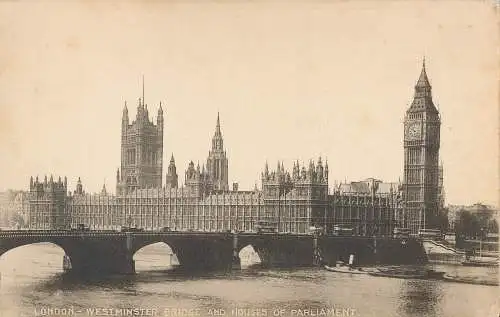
[0,243,498,317]
[397,279,441,317]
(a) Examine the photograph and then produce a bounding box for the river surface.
[0,243,498,317]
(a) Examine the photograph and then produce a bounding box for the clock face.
[407,122,421,139]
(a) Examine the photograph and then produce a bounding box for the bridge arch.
[238,244,261,267]
[0,242,68,277]
[133,242,179,271]
[0,239,71,259]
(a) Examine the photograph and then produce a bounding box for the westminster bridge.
[0,229,427,275]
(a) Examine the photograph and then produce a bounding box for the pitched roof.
[337,180,398,195]
[416,60,431,88]
[407,60,439,115]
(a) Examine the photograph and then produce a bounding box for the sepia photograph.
[0,1,498,317]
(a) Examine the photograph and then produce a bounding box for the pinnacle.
[416,58,431,88]
[215,112,222,136]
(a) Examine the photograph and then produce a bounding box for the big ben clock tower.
[403,59,441,234]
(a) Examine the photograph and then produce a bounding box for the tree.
[455,210,479,238]
[454,208,497,238]
[0,208,9,227]
[488,218,499,233]
[10,212,25,229]
[434,207,449,233]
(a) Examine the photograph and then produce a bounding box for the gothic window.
[127,149,136,165]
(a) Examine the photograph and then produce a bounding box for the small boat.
[369,271,425,279]
[426,269,446,279]
[324,265,371,275]
[461,259,498,267]
[369,268,445,280]
[443,274,499,286]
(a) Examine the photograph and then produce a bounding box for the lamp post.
[277,185,282,233]
[324,194,328,236]
[479,227,485,258]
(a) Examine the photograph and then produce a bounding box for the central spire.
[212,112,223,151]
[207,112,229,191]
[215,112,221,137]
[142,75,145,105]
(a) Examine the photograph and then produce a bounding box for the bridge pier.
[313,236,322,266]
[65,247,135,276]
[318,236,428,266]
[174,238,234,271]
[249,236,315,268]
[232,233,241,270]
[61,236,136,276]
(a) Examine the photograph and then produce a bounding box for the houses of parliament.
[27,61,444,236]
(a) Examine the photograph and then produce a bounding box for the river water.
[0,243,498,317]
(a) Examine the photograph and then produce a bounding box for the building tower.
[165,154,179,188]
[206,113,229,191]
[29,175,68,229]
[116,83,164,195]
[403,59,441,234]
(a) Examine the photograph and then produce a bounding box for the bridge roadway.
[0,230,428,275]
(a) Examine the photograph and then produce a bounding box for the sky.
[0,1,498,206]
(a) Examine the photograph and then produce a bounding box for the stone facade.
[116,97,164,195]
[28,161,400,236]
[28,176,68,230]
[332,178,402,236]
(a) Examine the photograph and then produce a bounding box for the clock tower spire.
[402,59,441,234]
